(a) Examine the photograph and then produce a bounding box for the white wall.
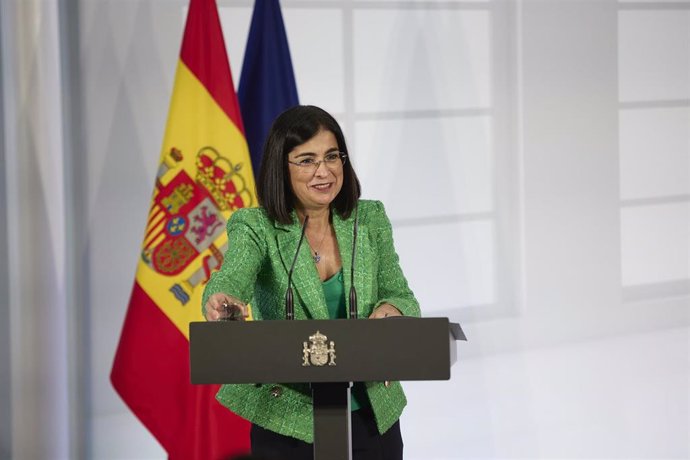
[2,0,688,458]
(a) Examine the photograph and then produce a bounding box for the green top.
[322,269,368,411]
[203,200,420,443]
[322,269,346,319]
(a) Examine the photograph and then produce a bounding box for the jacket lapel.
[275,215,329,319]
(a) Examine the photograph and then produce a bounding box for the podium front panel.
[190,317,453,384]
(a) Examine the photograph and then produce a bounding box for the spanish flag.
[111,0,252,457]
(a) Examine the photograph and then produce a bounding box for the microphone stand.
[286,215,309,320]
[349,207,359,319]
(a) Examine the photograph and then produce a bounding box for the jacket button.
[270,386,283,398]
[384,381,391,388]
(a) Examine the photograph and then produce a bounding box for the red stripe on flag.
[111,283,250,459]
[180,0,245,133]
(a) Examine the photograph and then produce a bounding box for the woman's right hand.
[204,293,248,321]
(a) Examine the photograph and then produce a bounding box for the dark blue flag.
[238,0,299,173]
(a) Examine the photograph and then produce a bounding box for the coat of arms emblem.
[140,146,253,305]
[302,331,336,367]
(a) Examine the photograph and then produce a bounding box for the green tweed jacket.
[202,199,421,443]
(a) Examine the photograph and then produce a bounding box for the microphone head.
[285,287,294,320]
[349,286,358,319]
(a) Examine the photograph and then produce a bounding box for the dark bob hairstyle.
[256,105,361,224]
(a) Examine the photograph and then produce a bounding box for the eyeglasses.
[287,151,347,173]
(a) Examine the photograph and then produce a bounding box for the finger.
[212,294,229,310]
[382,308,399,317]
[204,303,220,321]
[382,304,401,317]
[368,309,385,319]
[206,293,248,321]
[371,304,401,319]
[223,295,246,309]
[205,294,229,320]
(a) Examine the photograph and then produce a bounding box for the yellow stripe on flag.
[135,61,256,339]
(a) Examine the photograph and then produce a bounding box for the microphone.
[349,207,359,319]
[286,215,309,320]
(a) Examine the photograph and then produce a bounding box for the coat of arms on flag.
[142,146,253,305]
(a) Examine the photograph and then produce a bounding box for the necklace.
[309,224,329,264]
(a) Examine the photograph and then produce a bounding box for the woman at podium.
[202,105,420,460]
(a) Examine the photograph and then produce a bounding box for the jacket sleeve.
[370,201,421,317]
[201,209,267,310]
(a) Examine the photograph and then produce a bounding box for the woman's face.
[287,129,344,214]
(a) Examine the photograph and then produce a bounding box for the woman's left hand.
[369,303,402,319]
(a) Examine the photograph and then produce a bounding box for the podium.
[190,317,465,459]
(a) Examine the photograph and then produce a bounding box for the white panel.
[404,328,690,458]
[283,9,345,113]
[394,220,496,312]
[220,7,345,113]
[354,116,493,219]
[621,203,690,286]
[620,107,690,200]
[4,0,70,456]
[353,9,491,112]
[619,11,690,102]
[92,413,165,459]
[218,6,252,81]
